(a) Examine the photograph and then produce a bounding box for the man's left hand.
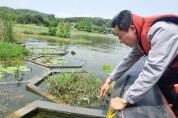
[110,97,128,112]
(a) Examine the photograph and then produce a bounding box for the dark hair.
[111,10,133,31]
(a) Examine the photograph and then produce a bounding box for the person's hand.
[110,97,128,112]
[99,82,110,98]
[99,77,112,98]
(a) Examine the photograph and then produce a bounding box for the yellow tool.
[106,108,116,118]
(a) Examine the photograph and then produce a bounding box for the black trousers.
[157,67,178,108]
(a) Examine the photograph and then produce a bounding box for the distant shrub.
[48,27,57,36]
[23,30,34,34]
[56,23,71,38]
[38,32,49,36]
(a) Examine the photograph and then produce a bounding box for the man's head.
[111,10,138,47]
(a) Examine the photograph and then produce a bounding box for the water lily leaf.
[18,66,31,72]
[71,51,76,55]
[102,65,113,71]
[7,67,18,71]
[57,61,70,64]
[51,60,59,64]
[4,67,17,73]
[57,57,65,60]
[17,78,23,81]
[50,58,70,64]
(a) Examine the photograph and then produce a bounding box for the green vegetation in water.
[23,30,34,34]
[70,51,76,55]
[0,64,31,79]
[0,41,30,60]
[45,71,103,107]
[102,65,113,71]
[28,47,64,54]
[35,56,70,65]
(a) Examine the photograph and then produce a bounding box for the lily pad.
[4,67,17,73]
[18,66,31,72]
[57,57,65,60]
[102,65,113,71]
[71,51,76,55]
[17,78,23,81]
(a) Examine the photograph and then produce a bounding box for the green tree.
[77,19,92,32]
[48,27,57,36]
[16,14,31,24]
[57,23,71,38]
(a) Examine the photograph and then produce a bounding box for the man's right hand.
[99,77,112,98]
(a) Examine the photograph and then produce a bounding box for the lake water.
[0,35,130,117]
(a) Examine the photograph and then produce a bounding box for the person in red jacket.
[99,10,178,115]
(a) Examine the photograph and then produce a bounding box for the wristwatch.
[122,98,128,104]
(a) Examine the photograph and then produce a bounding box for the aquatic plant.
[0,41,30,60]
[45,71,103,107]
[102,65,113,71]
[0,63,31,80]
[23,30,34,34]
[35,56,70,65]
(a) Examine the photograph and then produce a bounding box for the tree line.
[0,6,114,38]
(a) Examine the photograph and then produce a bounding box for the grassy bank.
[15,24,117,45]
[0,41,30,61]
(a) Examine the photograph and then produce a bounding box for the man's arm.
[123,21,178,104]
[109,46,143,81]
[99,45,143,98]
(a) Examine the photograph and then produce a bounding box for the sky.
[0,0,178,19]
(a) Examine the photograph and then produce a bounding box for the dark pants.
[157,67,178,108]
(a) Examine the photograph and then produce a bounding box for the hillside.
[0,6,51,18]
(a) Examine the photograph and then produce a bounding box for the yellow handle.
[107,108,116,118]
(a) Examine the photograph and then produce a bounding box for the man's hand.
[99,82,110,98]
[99,78,112,98]
[110,97,128,111]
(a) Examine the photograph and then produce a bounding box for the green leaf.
[17,78,23,81]
[57,56,65,60]
[16,60,23,66]
[71,51,76,55]
[18,66,31,72]
[4,67,17,73]
[102,65,113,71]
